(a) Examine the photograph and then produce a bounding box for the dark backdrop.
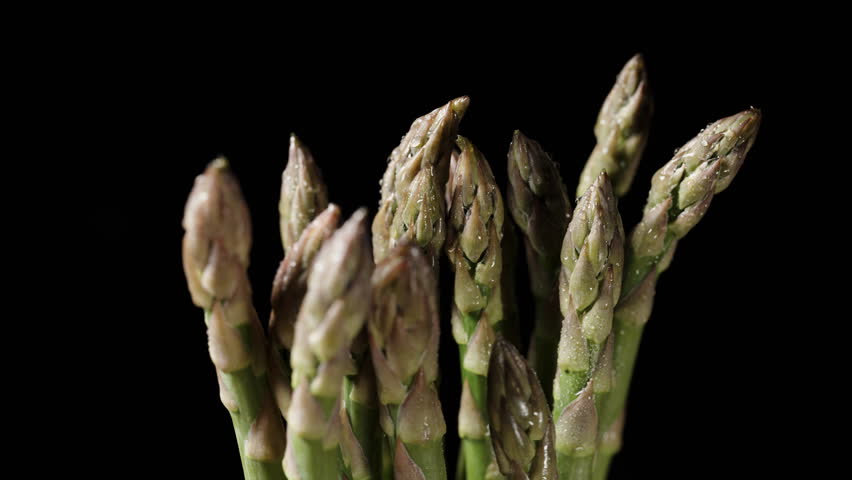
[81,35,793,479]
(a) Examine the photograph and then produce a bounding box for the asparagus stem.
[183,159,286,479]
[594,109,762,476]
[341,356,382,480]
[447,137,505,480]
[576,54,653,198]
[285,209,374,480]
[506,131,571,403]
[370,242,447,479]
[553,173,623,480]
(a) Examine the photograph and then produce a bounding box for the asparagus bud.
[577,54,653,197]
[488,337,557,480]
[506,131,571,402]
[373,97,469,266]
[279,134,329,252]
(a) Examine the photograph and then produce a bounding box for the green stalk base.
[462,439,489,480]
[406,441,448,480]
[289,434,340,480]
[557,453,594,480]
[344,378,381,480]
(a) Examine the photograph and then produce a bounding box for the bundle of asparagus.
[181,54,761,480]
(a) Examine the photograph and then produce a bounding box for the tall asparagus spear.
[447,136,505,480]
[269,205,341,420]
[507,131,571,402]
[553,172,623,479]
[285,209,373,480]
[575,54,653,198]
[182,158,286,480]
[369,241,446,480]
[488,337,557,480]
[279,135,329,254]
[594,109,762,478]
[372,97,470,267]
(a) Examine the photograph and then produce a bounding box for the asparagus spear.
[372,97,470,267]
[269,205,341,420]
[285,209,373,480]
[182,158,286,479]
[447,136,505,480]
[369,241,446,479]
[488,337,557,480]
[506,131,571,402]
[594,109,762,478]
[576,54,653,198]
[553,172,623,479]
[500,219,522,351]
[279,134,329,254]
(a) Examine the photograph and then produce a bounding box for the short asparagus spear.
[576,54,653,198]
[279,135,329,254]
[447,136,505,480]
[553,172,623,479]
[507,131,571,402]
[182,158,286,479]
[370,241,446,480]
[285,209,374,480]
[488,337,557,480]
[594,109,762,477]
[269,205,341,420]
[372,97,470,267]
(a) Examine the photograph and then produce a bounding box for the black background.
[77,29,803,479]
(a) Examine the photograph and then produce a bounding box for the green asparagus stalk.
[576,54,653,198]
[507,131,571,402]
[488,337,557,480]
[369,241,446,479]
[340,344,382,480]
[285,209,374,480]
[182,158,287,479]
[553,172,623,479]
[269,205,341,420]
[279,134,329,254]
[594,109,762,478]
[372,97,470,267]
[447,136,505,480]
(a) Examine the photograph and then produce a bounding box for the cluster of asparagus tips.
[182,158,287,480]
[285,209,374,480]
[369,241,446,480]
[446,136,505,480]
[372,96,470,267]
[488,337,557,480]
[506,130,571,402]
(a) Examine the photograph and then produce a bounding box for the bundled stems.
[553,172,623,479]
[593,109,762,477]
[182,158,287,479]
[285,209,374,480]
[507,131,571,403]
[447,137,505,480]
